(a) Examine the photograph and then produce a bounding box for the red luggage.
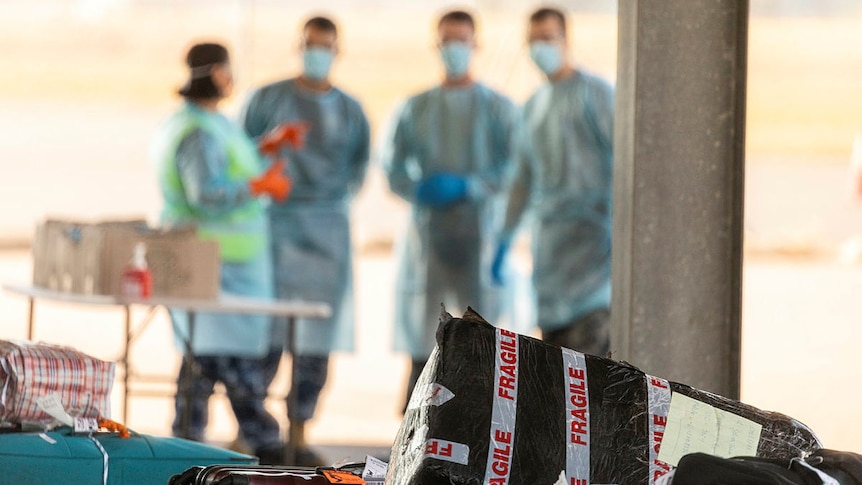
[170,463,369,485]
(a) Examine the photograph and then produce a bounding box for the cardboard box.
[33,219,220,299]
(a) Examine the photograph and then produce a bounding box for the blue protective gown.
[239,79,370,356]
[503,70,615,332]
[152,103,274,357]
[382,83,518,359]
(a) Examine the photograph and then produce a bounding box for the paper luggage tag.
[74,417,100,433]
[362,455,388,484]
[35,393,74,426]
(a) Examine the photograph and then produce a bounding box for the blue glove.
[491,239,512,287]
[416,173,468,208]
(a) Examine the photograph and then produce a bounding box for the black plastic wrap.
[386,309,822,485]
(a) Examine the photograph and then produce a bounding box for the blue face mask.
[529,41,563,76]
[302,47,334,81]
[439,42,472,78]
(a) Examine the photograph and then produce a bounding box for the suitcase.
[170,463,368,485]
[0,429,257,485]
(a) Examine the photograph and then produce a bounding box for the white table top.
[2,283,332,319]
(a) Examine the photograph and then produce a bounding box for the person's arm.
[585,77,615,163]
[381,101,420,202]
[500,140,535,240]
[491,122,535,285]
[456,94,517,202]
[238,89,270,142]
[175,128,253,217]
[348,102,372,196]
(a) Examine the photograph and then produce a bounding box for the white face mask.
[529,41,563,75]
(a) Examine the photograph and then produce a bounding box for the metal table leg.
[122,304,131,423]
[26,297,34,340]
[284,316,297,465]
[179,310,197,440]
[120,305,159,425]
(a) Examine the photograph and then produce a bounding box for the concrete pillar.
[611,1,748,398]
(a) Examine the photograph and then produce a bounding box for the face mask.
[529,41,563,76]
[302,47,334,81]
[439,41,472,78]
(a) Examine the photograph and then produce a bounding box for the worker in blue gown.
[492,7,615,356]
[152,42,291,464]
[239,16,370,465]
[381,10,518,409]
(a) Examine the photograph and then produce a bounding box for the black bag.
[673,453,822,484]
[386,309,823,485]
[809,449,862,485]
[672,450,862,485]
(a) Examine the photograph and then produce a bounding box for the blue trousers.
[261,350,329,422]
[541,308,611,357]
[172,353,282,454]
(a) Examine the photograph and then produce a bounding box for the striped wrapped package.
[0,340,115,426]
[387,309,822,485]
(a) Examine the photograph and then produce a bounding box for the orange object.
[249,159,292,202]
[259,121,308,154]
[320,469,365,484]
[98,417,131,438]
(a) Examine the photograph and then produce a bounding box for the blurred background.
[0,0,861,458]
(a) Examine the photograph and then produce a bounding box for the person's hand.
[416,173,468,208]
[259,121,309,155]
[249,159,292,202]
[491,239,511,287]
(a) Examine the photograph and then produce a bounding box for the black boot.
[255,443,286,466]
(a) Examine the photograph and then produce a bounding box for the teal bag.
[0,429,257,485]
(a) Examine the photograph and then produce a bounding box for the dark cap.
[178,42,229,99]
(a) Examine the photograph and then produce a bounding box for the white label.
[362,455,388,480]
[36,393,74,426]
[484,328,519,485]
[38,433,57,444]
[75,417,100,433]
[407,383,455,410]
[553,471,568,485]
[424,439,470,465]
[646,375,673,485]
[562,348,590,485]
[658,393,762,466]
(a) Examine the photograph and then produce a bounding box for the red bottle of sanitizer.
[120,242,153,298]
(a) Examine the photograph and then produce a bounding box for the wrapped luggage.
[387,309,822,485]
[0,340,115,427]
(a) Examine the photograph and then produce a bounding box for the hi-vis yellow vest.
[154,104,267,262]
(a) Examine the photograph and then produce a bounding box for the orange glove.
[249,159,292,202]
[259,121,309,155]
[98,417,131,438]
